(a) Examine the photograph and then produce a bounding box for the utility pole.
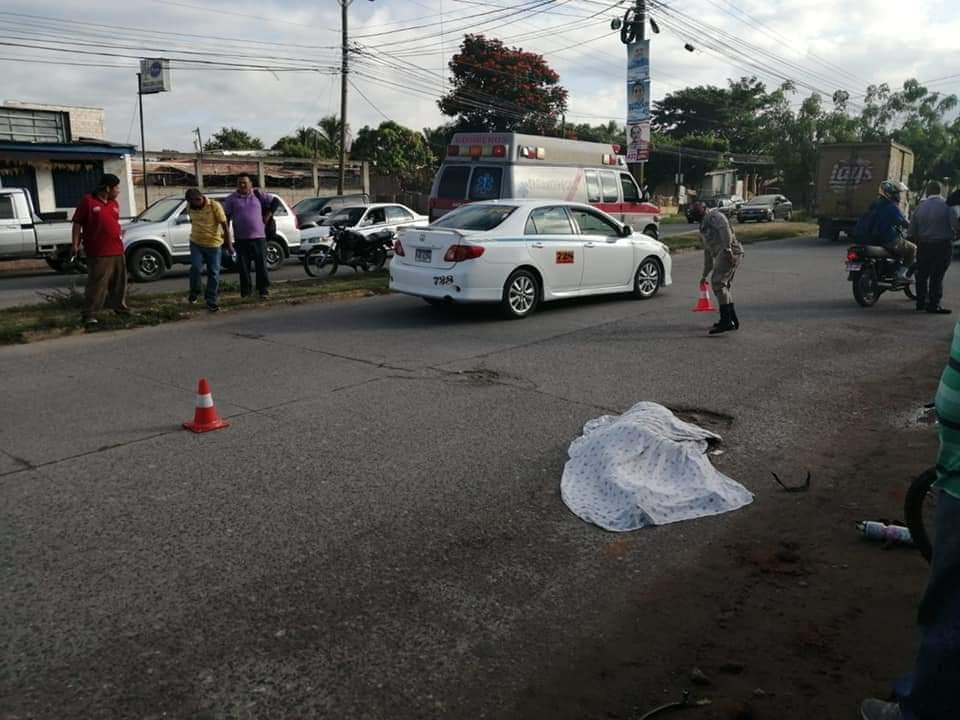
[676,147,682,208]
[137,72,148,210]
[195,127,205,190]
[337,0,353,196]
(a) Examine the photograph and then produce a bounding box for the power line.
[0,11,340,52]
[349,78,392,122]
[0,40,339,73]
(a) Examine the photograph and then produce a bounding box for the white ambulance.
[428,132,660,238]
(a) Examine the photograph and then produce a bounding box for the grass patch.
[659,215,692,225]
[0,271,390,346]
[663,222,819,253]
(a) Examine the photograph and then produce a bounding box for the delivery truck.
[814,141,914,242]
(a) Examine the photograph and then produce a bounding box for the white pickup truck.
[0,187,78,271]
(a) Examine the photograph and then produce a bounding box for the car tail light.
[394,239,405,256]
[444,244,484,262]
[847,248,860,262]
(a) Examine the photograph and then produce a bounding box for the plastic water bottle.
[856,520,913,545]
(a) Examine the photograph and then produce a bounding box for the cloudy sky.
[2,0,957,151]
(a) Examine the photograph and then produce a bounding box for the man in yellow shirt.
[186,189,233,311]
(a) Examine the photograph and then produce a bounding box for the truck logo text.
[829,160,873,194]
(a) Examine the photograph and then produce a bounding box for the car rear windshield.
[293,198,324,213]
[437,166,470,199]
[431,205,516,231]
[468,167,503,201]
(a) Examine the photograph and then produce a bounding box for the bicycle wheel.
[904,467,938,563]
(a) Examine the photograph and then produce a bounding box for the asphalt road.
[1,234,952,719]
[0,221,780,310]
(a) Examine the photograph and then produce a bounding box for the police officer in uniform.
[690,201,742,334]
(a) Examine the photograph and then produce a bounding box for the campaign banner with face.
[626,40,650,124]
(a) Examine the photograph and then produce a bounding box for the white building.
[0,104,137,218]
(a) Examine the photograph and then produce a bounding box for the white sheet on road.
[561,402,753,532]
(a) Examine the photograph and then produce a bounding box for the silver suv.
[122,191,301,282]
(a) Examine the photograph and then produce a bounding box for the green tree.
[568,121,625,146]
[351,121,435,191]
[439,34,568,134]
[652,77,784,154]
[644,132,731,191]
[272,127,325,158]
[317,115,348,159]
[204,127,264,151]
[860,79,960,186]
[422,124,457,166]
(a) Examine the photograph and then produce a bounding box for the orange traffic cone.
[183,378,230,433]
[692,281,717,313]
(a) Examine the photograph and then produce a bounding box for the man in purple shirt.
[221,173,279,298]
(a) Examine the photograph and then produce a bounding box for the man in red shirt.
[72,174,128,327]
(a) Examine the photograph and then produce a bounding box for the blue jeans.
[896,490,960,719]
[189,244,221,305]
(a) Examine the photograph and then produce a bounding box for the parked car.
[684,195,743,223]
[715,195,744,219]
[389,200,671,319]
[293,194,370,229]
[299,203,428,251]
[122,192,300,282]
[737,194,793,223]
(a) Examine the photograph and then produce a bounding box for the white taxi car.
[389,200,671,318]
[299,203,428,249]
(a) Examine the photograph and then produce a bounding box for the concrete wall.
[142,185,335,208]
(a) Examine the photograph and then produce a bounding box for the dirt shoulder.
[507,348,940,720]
[0,272,390,345]
[664,222,819,252]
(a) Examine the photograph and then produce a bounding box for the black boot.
[710,305,736,334]
[728,303,739,330]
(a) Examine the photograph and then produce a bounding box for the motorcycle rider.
[856,180,916,281]
[689,201,743,334]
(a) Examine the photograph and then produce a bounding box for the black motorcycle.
[303,225,395,278]
[846,244,916,307]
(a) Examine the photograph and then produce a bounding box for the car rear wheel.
[632,258,661,299]
[502,269,539,319]
[129,246,166,283]
[265,239,285,271]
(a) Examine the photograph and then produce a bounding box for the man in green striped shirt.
[861,323,960,719]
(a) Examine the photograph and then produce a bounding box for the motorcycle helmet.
[688,201,708,223]
[879,179,908,203]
